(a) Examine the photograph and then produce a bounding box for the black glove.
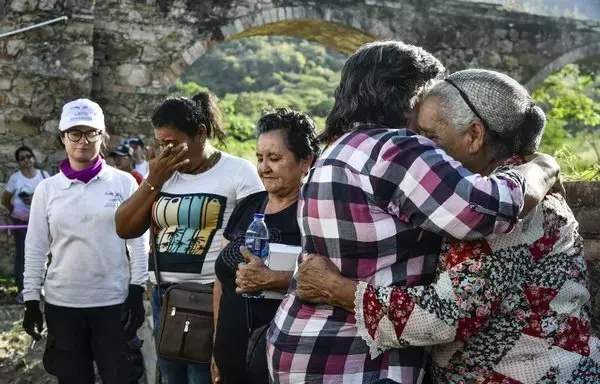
[23,300,43,341]
[122,285,145,334]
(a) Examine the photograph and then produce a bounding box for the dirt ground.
[0,304,57,384]
[0,301,155,384]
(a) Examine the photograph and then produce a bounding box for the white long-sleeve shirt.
[23,165,149,308]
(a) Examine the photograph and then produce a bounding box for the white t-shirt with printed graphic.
[150,152,264,285]
[5,169,49,221]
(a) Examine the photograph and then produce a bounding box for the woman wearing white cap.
[22,98,149,384]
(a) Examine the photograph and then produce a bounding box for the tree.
[533,64,600,165]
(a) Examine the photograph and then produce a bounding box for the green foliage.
[533,64,600,176]
[554,146,600,181]
[0,277,17,303]
[533,65,600,127]
[179,36,345,97]
[172,36,346,161]
[539,119,569,154]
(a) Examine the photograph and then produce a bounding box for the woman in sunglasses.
[1,145,49,304]
[21,99,149,384]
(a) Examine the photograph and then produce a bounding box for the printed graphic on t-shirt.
[152,192,226,273]
[104,191,125,208]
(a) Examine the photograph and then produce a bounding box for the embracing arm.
[300,237,526,358]
[376,133,558,240]
[518,153,559,216]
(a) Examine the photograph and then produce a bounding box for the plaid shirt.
[267,126,527,384]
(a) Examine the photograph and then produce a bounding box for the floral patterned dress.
[354,157,600,383]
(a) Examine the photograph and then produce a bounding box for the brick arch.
[160,6,392,86]
[525,42,600,90]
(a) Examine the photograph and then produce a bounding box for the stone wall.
[564,181,600,334]
[0,0,96,271]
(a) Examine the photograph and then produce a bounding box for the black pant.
[44,302,130,384]
[12,218,27,292]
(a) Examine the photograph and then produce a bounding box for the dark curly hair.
[321,40,445,143]
[256,108,320,164]
[151,91,226,144]
[15,145,34,162]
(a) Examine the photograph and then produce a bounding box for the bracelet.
[144,179,159,191]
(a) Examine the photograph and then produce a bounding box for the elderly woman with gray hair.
[295,69,600,383]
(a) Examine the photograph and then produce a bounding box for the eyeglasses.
[18,154,33,162]
[65,129,102,143]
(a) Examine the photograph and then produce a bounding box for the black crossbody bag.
[151,225,214,363]
[245,300,271,382]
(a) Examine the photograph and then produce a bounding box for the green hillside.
[174,36,346,160]
[175,36,599,178]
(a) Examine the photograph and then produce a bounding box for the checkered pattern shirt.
[267,126,527,384]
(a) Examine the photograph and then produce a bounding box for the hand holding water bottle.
[235,246,272,295]
[237,213,270,298]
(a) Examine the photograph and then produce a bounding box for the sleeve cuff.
[505,168,526,223]
[354,281,385,359]
[129,273,149,287]
[23,290,41,302]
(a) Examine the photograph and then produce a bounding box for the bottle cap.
[253,213,265,219]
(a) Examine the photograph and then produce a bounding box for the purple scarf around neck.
[59,156,105,184]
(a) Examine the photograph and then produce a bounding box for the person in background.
[110,143,144,185]
[212,109,320,384]
[267,42,560,384]
[1,146,49,304]
[128,137,149,177]
[22,98,149,384]
[115,91,264,384]
[294,69,600,383]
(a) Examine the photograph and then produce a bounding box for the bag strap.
[245,298,253,334]
[150,218,163,304]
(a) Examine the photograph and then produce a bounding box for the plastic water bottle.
[243,213,269,298]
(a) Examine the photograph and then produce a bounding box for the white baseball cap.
[59,98,106,132]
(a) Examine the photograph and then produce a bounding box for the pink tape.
[0,225,28,229]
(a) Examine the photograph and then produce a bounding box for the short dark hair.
[321,41,445,143]
[256,108,320,164]
[15,146,34,161]
[151,91,226,144]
